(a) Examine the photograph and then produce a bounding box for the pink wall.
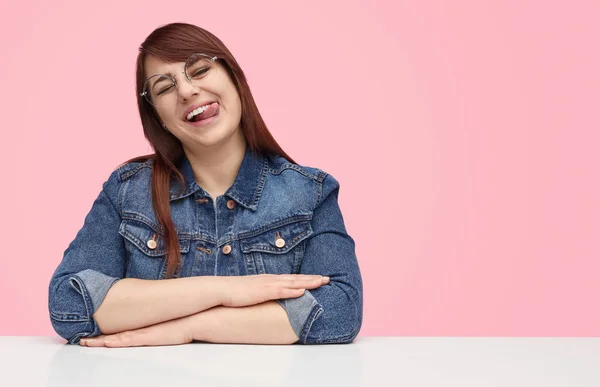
[1,0,599,337]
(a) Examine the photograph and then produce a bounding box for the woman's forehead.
[144,55,186,75]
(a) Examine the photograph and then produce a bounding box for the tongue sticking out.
[191,102,219,122]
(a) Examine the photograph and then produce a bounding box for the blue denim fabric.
[48,145,363,344]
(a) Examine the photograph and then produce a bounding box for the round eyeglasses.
[140,53,219,107]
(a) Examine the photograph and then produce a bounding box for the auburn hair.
[119,22,295,279]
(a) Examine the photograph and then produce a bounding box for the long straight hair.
[121,23,295,279]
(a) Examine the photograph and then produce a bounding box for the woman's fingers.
[279,288,306,298]
[285,276,329,289]
[280,274,324,282]
[80,335,107,347]
[221,274,331,307]
[79,319,193,348]
[275,276,330,299]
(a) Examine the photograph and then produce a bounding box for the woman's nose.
[176,74,200,100]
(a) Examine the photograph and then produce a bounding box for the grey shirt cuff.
[276,290,323,340]
[69,269,121,314]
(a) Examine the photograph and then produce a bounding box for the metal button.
[275,238,286,248]
[226,199,236,209]
[222,244,232,254]
[275,231,286,248]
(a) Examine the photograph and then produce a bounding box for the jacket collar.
[169,145,268,211]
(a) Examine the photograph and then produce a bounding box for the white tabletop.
[1,336,599,386]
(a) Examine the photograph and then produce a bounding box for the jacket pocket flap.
[240,220,312,254]
[119,219,190,257]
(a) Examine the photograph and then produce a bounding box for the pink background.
[1,0,599,337]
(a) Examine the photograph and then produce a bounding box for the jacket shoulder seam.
[118,159,153,181]
[267,162,328,183]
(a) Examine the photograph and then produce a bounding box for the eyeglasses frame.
[139,53,219,106]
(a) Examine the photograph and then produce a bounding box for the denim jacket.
[48,145,363,345]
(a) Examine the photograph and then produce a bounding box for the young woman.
[48,22,363,347]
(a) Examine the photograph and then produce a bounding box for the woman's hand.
[79,314,194,348]
[220,274,329,307]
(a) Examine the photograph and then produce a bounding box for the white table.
[1,336,599,386]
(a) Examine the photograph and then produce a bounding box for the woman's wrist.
[186,304,223,342]
[186,302,298,345]
[188,275,228,308]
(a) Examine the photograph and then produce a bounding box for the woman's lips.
[193,102,219,121]
[186,103,220,127]
[182,101,217,120]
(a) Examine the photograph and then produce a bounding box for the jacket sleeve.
[48,169,126,344]
[277,172,363,344]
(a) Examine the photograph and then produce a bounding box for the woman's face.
[143,54,243,150]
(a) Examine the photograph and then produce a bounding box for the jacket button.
[275,238,286,248]
[226,199,236,209]
[222,244,232,254]
[147,239,157,249]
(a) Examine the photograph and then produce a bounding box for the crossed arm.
[81,300,297,348]
[79,274,329,348]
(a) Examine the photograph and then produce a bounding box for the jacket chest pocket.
[240,220,312,275]
[119,219,190,279]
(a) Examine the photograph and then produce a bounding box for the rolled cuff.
[276,290,323,343]
[56,269,120,341]
[70,269,121,313]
